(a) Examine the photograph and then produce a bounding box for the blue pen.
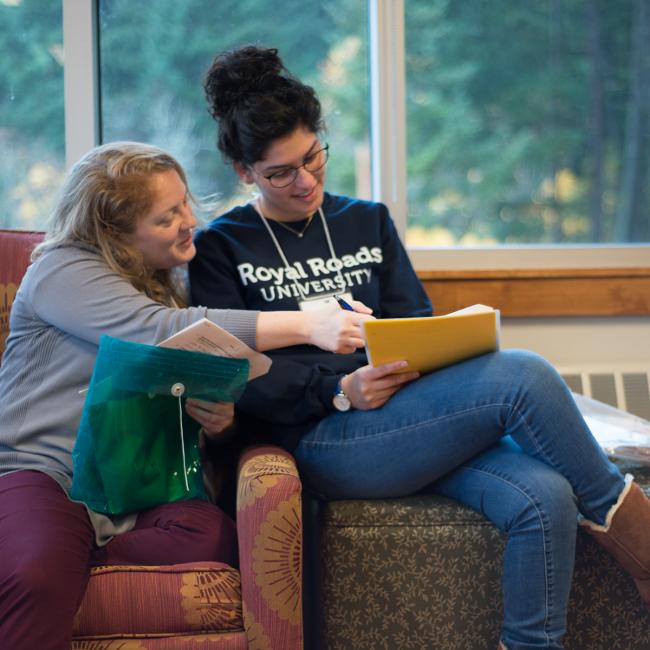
[333,294,355,311]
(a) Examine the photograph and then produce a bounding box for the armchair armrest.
[236,444,303,649]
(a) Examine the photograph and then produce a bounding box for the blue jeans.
[294,350,625,650]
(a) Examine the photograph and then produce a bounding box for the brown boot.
[580,476,650,609]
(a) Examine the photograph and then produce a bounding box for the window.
[2,0,647,261]
[404,0,649,247]
[0,0,64,230]
[98,0,370,216]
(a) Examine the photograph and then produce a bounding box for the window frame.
[63,0,650,285]
[63,0,98,170]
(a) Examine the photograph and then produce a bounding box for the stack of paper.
[158,318,271,380]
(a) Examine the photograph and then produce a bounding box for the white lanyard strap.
[255,201,308,302]
[317,206,340,271]
[315,206,347,290]
[254,200,346,302]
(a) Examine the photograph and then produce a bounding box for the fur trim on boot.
[580,476,650,609]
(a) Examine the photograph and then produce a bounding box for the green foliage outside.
[99,0,370,223]
[1,0,648,245]
[0,0,64,230]
[404,0,649,245]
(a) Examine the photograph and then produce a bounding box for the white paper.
[298,291,354,312]
[445,303,495,316]
[573,392,650,465]
[158,318,271,380]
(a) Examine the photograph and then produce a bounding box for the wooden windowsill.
[416,268,650,317]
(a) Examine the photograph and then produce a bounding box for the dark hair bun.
[203,44,323,163]
[204,45,285,120]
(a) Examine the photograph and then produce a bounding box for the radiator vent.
[558,365,650,421]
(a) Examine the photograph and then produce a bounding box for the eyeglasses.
[256,144,330,188]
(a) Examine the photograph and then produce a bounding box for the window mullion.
[63,0,99,169]
[369,0,407,239]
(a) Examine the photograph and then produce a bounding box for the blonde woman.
[0,141,371,649]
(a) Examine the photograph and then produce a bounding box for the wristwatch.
[332,378,352,412]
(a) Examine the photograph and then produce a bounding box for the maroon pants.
[0,470,237,650]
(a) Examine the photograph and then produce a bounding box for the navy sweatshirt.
[190,193,432,451]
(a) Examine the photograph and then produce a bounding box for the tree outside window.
[1,0,647,247]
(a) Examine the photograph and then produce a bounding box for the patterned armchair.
[0,229,303,649]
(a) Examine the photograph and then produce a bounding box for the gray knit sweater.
[0,244,259,543]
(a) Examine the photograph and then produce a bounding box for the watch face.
[333,392,351,412]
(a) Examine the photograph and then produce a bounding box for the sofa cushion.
[315,467,650,650]
[72,563,243,637]
[317,494,505,648]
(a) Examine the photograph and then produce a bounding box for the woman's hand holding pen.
[340,361,420,410]
[307,301,374,354]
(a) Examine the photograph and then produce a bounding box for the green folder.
[71,334,249,515]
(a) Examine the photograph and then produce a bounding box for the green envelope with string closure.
[70,335,249,515]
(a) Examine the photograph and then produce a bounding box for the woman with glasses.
[189,45,650,650]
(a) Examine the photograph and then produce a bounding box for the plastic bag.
[573,392,650,466]
[70,335,249,515]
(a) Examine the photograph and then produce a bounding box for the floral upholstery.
[0,229,44,358]
[0,230,304,650]
[237,447,304,649]
[72,563,243,638]
[311,466,650,649]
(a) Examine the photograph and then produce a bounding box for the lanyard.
[253,199,346,303]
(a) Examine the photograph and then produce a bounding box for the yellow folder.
[363,304,500,374]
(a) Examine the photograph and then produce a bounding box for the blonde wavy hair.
[33,141,191,306]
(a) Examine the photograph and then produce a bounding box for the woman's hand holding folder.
[340,361,420,411]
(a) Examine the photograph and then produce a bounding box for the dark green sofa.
[304,462,650,650]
